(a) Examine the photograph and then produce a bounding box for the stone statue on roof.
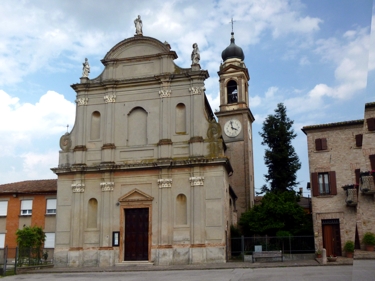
[134,15,143,35]
[191,43,200,65]
[82,58,90,78]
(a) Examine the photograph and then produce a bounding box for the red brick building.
[0,179,57,254]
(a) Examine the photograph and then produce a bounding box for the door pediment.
[119,188,154,202]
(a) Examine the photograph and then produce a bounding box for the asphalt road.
[7,263,372,281]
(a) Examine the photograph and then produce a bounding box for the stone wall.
[303,103,375,254]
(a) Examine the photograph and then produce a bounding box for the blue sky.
[0,0,374,197]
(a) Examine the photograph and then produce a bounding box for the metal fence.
[231,235,315,257]
[0,247,53,276]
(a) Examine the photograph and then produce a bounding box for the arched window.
[227,80,238,104]
[128,107,147,146]
[176,194,187,225]
[87,198,98,228]
[175,103,186,133]
[90,111,101,140]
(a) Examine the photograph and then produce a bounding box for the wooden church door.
[322,219,342,256]
[124,208,149,261]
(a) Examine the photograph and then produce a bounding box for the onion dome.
[221,32,245,62]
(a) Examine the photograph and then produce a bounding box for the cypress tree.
[259,103,301,193]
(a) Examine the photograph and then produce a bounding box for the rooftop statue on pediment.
[134,15,143,36]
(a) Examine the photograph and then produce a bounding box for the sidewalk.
[17,257,354,275]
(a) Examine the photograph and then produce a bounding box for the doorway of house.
[124,208,149,261]
[322,219,342,256]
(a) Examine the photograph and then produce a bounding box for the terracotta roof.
[0,179,57,194]
[301,119,363,134]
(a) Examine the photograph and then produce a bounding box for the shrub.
[344,241,354,253]
[363,232,375,246]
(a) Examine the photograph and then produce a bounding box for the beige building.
[302,102,375,256]
[51,23,255,267]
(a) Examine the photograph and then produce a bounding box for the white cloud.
[368,13,375,73]
[313,27,369,99]
[0,90,75,133]
[207,92,220,113]
[265,86,278,98]
[21,151,57,180]
[0,90,75,155]
[250,95,262,107]
[0,0,323,87]
[299,56,310,65]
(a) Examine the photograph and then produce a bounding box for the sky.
[0,0,374,197]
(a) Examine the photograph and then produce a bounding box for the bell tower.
[216,31,255,218]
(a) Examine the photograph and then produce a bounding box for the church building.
[52,18,255,267]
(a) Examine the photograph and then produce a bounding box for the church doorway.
[124,208,149,261]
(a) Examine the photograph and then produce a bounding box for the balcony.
[360,172,375,194]
[342,185,358,206]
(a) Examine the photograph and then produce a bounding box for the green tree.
[16,226,46,265]
[259,103,301,193]
[239,191,312,236]
[16,226,45,249]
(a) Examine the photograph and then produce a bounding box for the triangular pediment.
[119,188,154,202]
[218,65,249,80]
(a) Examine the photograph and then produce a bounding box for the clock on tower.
[215,29,255,219]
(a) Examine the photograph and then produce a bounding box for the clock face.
[224,119,242,137]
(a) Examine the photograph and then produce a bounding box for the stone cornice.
[73,145,87,152]
[70,71,209,92]
[157,139,173,145]
[215,107,255,123]
[188,136,204,143]
[102,143,116,150]
[52,157,233,175]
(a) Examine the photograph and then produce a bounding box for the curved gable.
[95,36,178,81]
[103,36,177,61]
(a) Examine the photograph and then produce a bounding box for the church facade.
[52,20,254,267]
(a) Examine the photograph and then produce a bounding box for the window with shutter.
[0,201,8,216]
[311,171,336,196]
[0,234,4,248]
[367,118,375,131]
[20,200,32,215]
[355,134,363,147]
[315,138,327,151]
[44,233,55,248]
[46,199,56,214]
[318,172,330,194]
